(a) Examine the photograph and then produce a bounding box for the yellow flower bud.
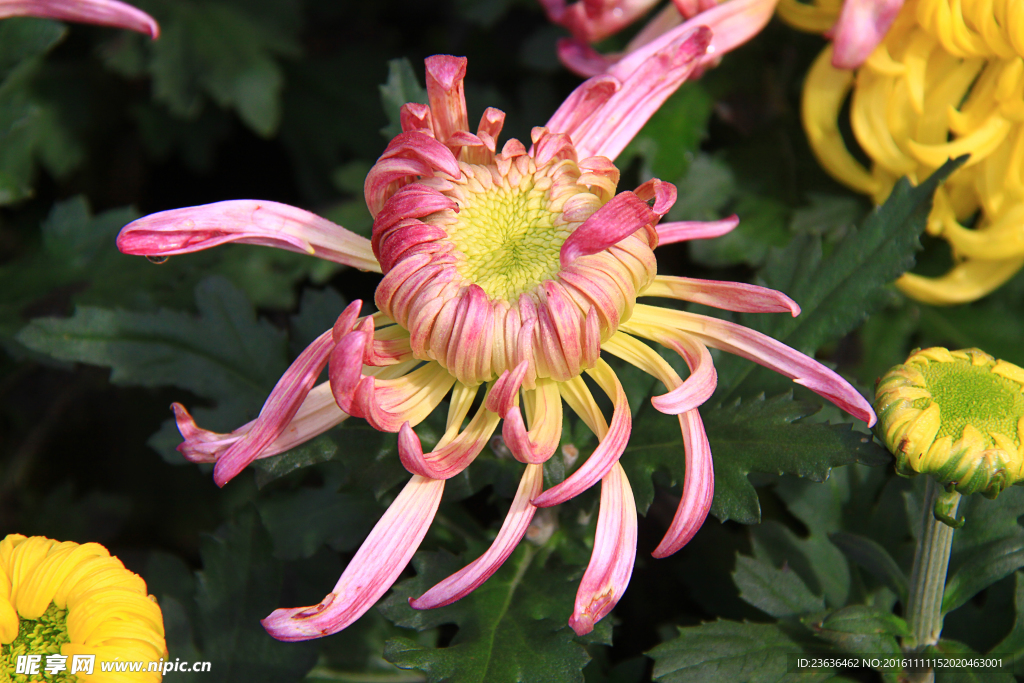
[875,348,1024,497]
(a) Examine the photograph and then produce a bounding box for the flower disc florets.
[369,87,661,389]
[875,347,1024,497]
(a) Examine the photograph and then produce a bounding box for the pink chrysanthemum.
[117,32,874,640]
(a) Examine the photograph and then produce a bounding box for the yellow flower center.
[918,361,1024,446]
[448,173,569,301]
[0,603,74,683]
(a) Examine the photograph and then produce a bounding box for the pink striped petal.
[630,306,876,426]
[546,0,662,43]
[399,103,434,135]
[533,362,630,507]
[262,475,445,641]
[656,215,739,244]
[610,0,779,79]
[499,382,564,465]
[398,404,500,479]
[556,38,621,78]
[1,0,159,38]
[650,332,717,415]
[411,464,543,609]
[546,74,619,141]
[117,200,380,273]
[672,0,719,20]
[560,191,657,267]
[568,462,637,636]
[567,26,711,161]
[213,329,335,486]
[425,55,470,150]
[644,276,801,315]
[173,383,348,465]
[652,409,713,557]
[830,0,904,70]
[634,177,677,217]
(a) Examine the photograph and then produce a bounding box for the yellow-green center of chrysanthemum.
[0,603,75,683]
[917,361,1024,447]
[447,178,569,302]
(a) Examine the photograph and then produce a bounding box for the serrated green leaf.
[802,606,906,658]
[194,506,316,682]
[649,620,830,683]
[16,276,287,410]
[716,158,966,398]
[379,58,427,139]
[147,0,299,136]
[379,546,598,683]
[258,481,380,560]
[706,394,889,524]
[733,554,824,618]
[828,532,908,604]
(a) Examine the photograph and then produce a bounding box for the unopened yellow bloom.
[0,535,167,682]
[875,348,1024,497]
[789,0,1024,303]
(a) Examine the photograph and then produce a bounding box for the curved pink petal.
[656,215,739,244]
[0,0,159,38]
[397,404,500,479]
[117,200,381,273]
[411,464,543,609]
[830,0,904,70]
[652,409,713,557]
[555,38,621,78]
[568,462,637,636]
[533,362,631,507]
[643,276,801,315]
[425,55,470,150]
[560,191,658,267]
[213,328,335,487]
[649,332,717,415]
[627,305,877,426]
[609,0,780,79]
[262,475,445,641]
[173,384,349,465]
[566,26,711,161]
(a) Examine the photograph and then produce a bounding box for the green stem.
[901,477,961,682]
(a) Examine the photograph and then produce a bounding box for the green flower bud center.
[0,603,75,683]
[448,178,569,302]
[917,361,1024,445]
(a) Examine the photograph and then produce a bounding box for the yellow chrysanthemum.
[0,535,167,683]
[788,0,1024,304]
[874,347,1024,497]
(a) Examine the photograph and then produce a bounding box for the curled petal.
[625,304,877,426]
[500,379,564,464]
[830,0,904,69]
[652,410,713,557]
[633,177,677,217]
[643,275,801,315]
[555,38,621,78]
[262,476,445,641]
[213,329,335,487]
[411,464,544,609]
[398,402,501,479]
[1,0,159,38]
[546,73,620,140]
[534,360,631,507]
[655,215,739,245]
[568,462,637,636]
[560,191,658,267]
[117,200,380,273]
[425,55,470,150]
